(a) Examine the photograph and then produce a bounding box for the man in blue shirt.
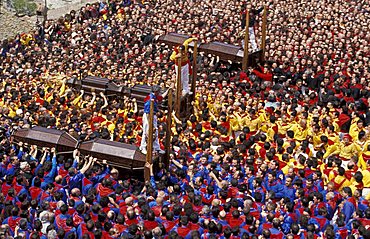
[140,85,171,154]
[341,186,357,223]
[66,156,94,191]
[265,171,285,199]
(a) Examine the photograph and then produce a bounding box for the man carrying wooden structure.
[140,85,171,155]
[170,37,198,96]
[241,4,265,53]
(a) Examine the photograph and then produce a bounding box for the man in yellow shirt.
[333,134,359,168]
[361,159,370,199]
[309,124,323,150]
[244,109,261,134]
[276,114,291,137]
[170,37,197,96]
[333,167,351,191]
[349,119,364,142]
[325,125,340,145]
[290,119,309,142]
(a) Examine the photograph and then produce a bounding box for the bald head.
[71,188,81,197]
[125,197,133,206]
[212,199,220,207]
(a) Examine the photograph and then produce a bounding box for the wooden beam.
[242,10,250,71]
[260,6,267,62]
[191,40,198,103]
[175,57,182,118]
[144,99,154,181]
[164,88,173,168]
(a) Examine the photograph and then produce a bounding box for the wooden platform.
[158,33,263,67]
[11,127,147,170]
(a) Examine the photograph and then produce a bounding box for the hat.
[343,134,352,141]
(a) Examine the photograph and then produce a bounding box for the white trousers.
[363,188,370,198]
[242,27,258,51]
[175,63,190,94]
[249,27,258,51]
[140,113,160,151]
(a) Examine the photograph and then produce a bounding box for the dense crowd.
[1,0,370,238]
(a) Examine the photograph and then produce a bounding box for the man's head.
[285,177,293,187]
[342,187,352,198]
[267,172,276,183]
[179,45,185,53]
[152,85,161,96]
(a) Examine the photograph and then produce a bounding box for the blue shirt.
[144,93,161,114]
[69,172,84,191]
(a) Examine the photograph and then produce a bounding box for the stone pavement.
[44,0,96,19]
[0,0,96,40]
[0,9,36,40]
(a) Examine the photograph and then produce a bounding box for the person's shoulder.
[157,95,163,101]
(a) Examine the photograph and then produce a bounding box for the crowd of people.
[1,0,370,238]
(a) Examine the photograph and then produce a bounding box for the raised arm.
[170,49,179,61]
[172,111,182,124]
[80,156,94,174]
[171,158,184,169]
[58,78,67,96]
[72,149,80,168]
[209,171,223,189]
[162,83,175,98]
[100,92,109,111]
[87,92,97,107]
[183,37,197,52]
[132,98,138,114]
[72,90,84,105]
[30,145,38,160]
[39,148,49,165]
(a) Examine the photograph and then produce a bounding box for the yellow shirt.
[247,117,261,132]
[333,175,351,191]
[309,131,323,149]
[326,133,340,145]
[334,142,359,160]
[72,93,83,107]
[358,151,370,170]
[170,38,197,63]
[266,123,277,142]
[361,168,370,188]
[291,124,309,141]
[281,158,298,174]
[8,108,17,118]
[229,115,241,132]
[354,140,369,154]
[322,143,339,159]
[276,120,291,136]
